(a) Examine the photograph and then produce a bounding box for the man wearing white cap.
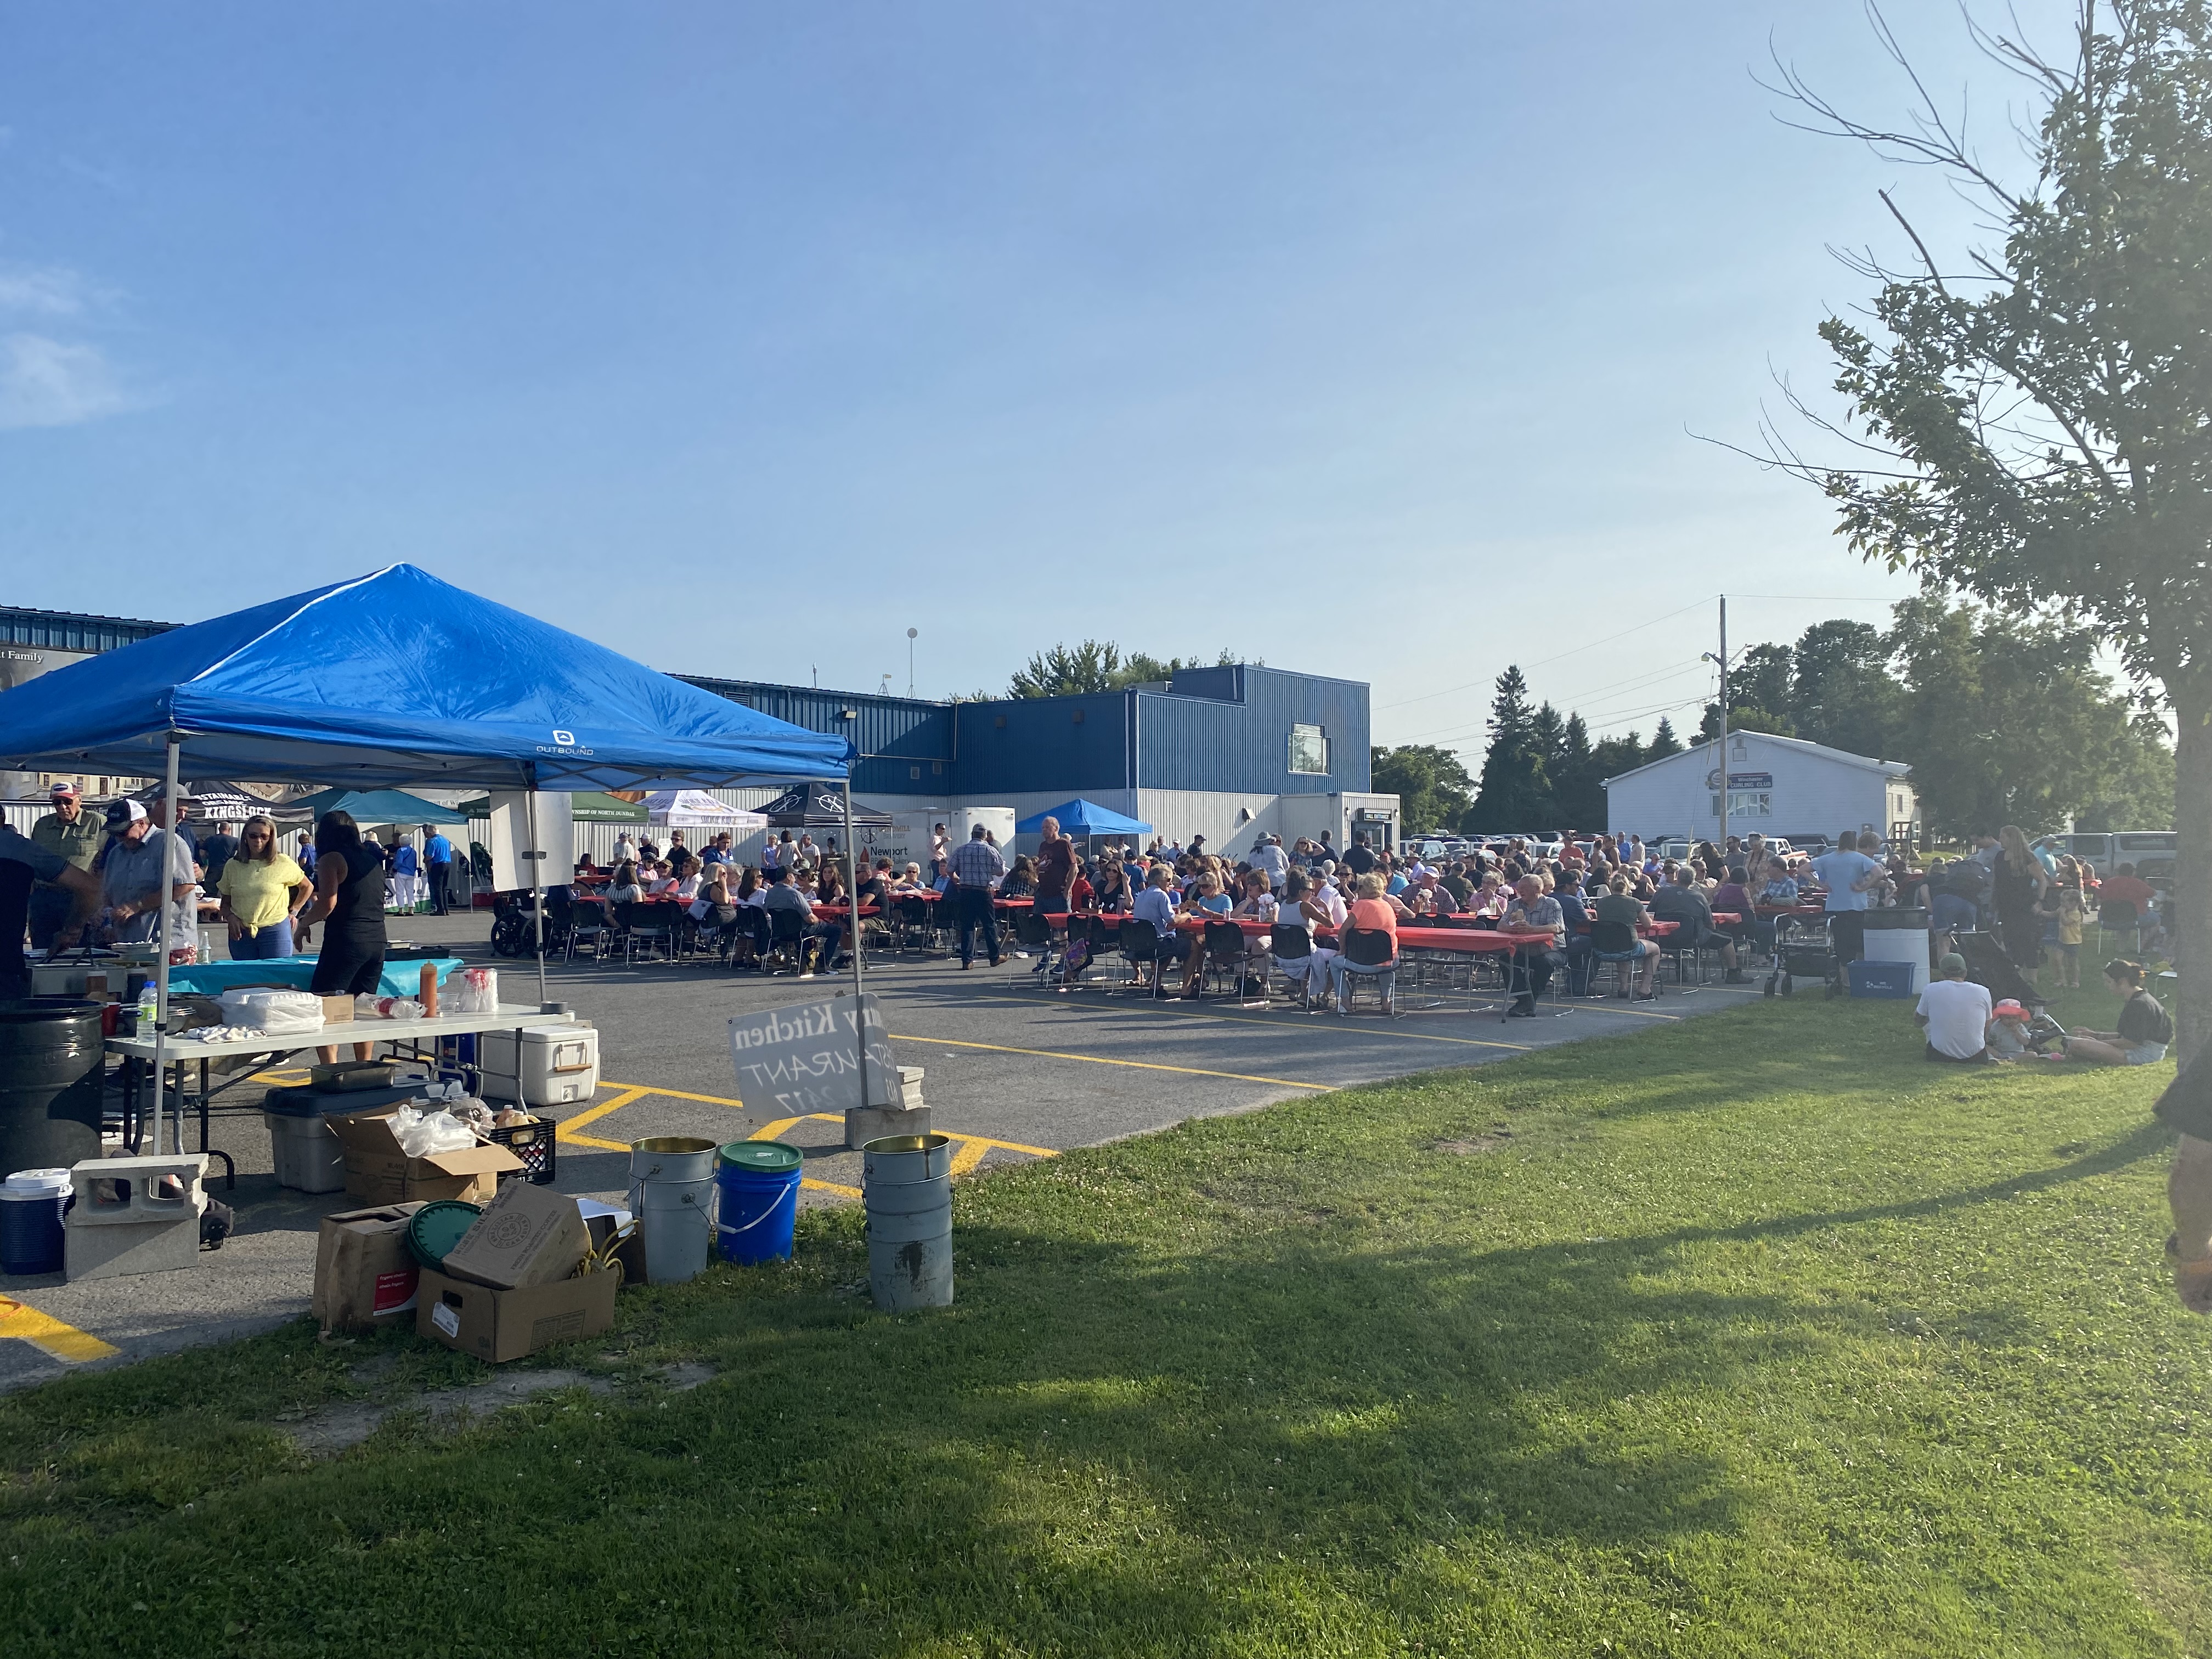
[99,797,199,947]
[27,781,103,949]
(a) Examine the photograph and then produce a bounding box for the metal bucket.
[862,1133,951,1184]
[0,999,106,1176]
[629,1136,718,1183]
[862,1136,953,1311]
[632,1175,716,1284]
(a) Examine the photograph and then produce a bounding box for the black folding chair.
[1115,918,1166,995]
[564,898,611,963]
[1013,908,1060,983]
[896,895,936,953]
[613,900,676,966]
[1269,922,1319,1009]
[1335,926,1398,1015]
[1588,918,1645,999]
[762,907,810,975]
[1198,919,1252,997]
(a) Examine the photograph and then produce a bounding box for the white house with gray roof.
[1602,729,1917,848]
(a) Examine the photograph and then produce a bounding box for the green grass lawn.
[4,989,2206,1657]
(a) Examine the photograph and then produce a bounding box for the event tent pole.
[842,774,872,1103]
[153,733,180,1158]
[526,769,548,1006]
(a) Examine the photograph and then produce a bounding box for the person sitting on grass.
[1916,952,1993,1062]
[1985,998,2038,1061]
[2060,959,2172,1066]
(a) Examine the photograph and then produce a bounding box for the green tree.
[1550,713,1608,829]
[1645,716,1683,760]
[1788,619,1900,757]
[1469,667,1553,831]
[1006,642,1254,697]
[1371,744,1476,836]
[1778,1,2212,1049]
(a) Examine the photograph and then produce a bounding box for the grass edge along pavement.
[2,994,2207,1657]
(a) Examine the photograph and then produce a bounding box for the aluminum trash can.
[861,1133,952,1311]
[628,1137,718,1284]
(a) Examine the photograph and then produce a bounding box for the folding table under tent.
[1014,798,1153,838]
[0,562,856,1159]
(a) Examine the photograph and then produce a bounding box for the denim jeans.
[956,888,1000,966]
[1329,958,1396,1008]
[230,919,296,958]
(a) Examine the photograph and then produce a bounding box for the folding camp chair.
[1332,926,1398,1016]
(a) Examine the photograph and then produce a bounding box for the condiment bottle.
[420,962,439,1018]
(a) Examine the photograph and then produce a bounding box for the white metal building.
[1602,730,1918,847]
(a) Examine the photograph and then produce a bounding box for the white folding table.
[102,1003,579,1188]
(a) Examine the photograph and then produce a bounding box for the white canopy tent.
[639,789,768,830]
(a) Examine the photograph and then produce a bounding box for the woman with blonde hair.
[216,814,312,959]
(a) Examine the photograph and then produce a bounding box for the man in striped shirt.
[947,825,1007,969]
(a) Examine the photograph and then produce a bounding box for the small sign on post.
[727,993,897,1118]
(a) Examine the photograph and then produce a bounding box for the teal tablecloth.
[166,957,466,1000]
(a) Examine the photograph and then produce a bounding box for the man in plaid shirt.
[948,825,1007,968]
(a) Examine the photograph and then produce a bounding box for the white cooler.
[1861,907,1931,995]
[479,1023,600,1107]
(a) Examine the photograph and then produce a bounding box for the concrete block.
[845,1103,932,1149]
[65,1153,208,1281]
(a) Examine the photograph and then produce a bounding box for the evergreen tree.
[1645,717,1682,759]
[1468,667,1551,831]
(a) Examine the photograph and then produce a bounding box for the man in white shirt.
[1252,834,1290,893]
[1915,953,1993,1062]
[613,832,637,866]
[1130,865,1186,996]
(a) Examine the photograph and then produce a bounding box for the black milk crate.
[1782,944,1837,979]
[490,1118,557,1186]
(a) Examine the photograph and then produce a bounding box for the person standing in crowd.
[295,831,317,878]
[1252,833,1290,894]
[1,819,97,997]
[295,810,388,1064]
[421,822,455,915]
[613,830,638,867]
[217,815,311,960]
[27,781,104,949]
[1809,829,1884,966]
[199,820,240,891]
[930,823,950,881]
[99,797,199,949]
[2153,1046,2212,1313]
[1992,825,2052,988]
[1032,815,1075,924]
[947,822,1006,969]
[390,831,421,911]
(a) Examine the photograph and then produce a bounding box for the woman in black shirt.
[2064,959,2174,1065]
[296,810,388,1063]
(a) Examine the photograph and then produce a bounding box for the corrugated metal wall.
[679,676,954,797]
[952,692,1133,796]
[0,607,172,652]
[1137,667,1369,795]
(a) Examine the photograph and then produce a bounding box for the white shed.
[1603,731,1917,847]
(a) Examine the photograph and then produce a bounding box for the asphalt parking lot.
[1,912,1758,1387]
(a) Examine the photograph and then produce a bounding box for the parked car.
[2035,831,2175,881]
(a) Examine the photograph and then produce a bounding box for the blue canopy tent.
[281,787,469,826]
[0,564,859,1153]
[1014,798,1153,837]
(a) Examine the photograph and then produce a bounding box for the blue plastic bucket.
[1,1168,74,1276]
[715,1142,803,1265]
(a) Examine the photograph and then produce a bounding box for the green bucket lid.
[407,1199,484,1268]
[719,1140,803,1175]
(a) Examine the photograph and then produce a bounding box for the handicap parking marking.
[558,1085,1059,1200]
[0,1297,119,1365]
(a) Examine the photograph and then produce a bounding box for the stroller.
[1767,913,1840,998]
[1953,928,2044,1011]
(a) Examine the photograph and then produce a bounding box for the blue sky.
[0,3,2075,756]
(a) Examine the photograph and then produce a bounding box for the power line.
[1373,597,1714,711]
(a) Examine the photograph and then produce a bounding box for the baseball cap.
[1939,952,1968,976]
[104,798,148,829]
[1994,999,2027,1018]
[49,781,79,798]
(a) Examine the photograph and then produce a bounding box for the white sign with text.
[727,993,896,1116]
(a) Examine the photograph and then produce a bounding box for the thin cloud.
[0,262,91,318]
[0,332,143,428]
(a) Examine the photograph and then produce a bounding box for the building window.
[1713,790,1771,819]
[1289,724,1329,775]
[910,765,922,780]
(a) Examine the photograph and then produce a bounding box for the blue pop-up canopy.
[283,787,469,825]
[1015,798,1153,836]
[0,564,852,790]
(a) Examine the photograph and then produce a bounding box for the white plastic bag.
[218,989,324,1033]
[392,1105,477,1158]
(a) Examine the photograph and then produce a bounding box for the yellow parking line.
[599,1082,748,1108]
[798,1114,1058,1160]
[948,1138,992,1176]
[555,1086,651,1147]
[804,1178,862,1198]
[966,992,1533,1052]
[893,1032,1336,1091]
[0,1298,119,1364]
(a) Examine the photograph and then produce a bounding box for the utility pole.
[1702,596,1730,853]
[907,627,918,699]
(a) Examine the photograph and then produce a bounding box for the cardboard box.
[415,1266,619,1363]
[319,994,359,1027]
[324,1105,522,1205]
[437,1183,588,1291]
[312,1203,426,1331]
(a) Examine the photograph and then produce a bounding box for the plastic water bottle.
[136,983,159,1034]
